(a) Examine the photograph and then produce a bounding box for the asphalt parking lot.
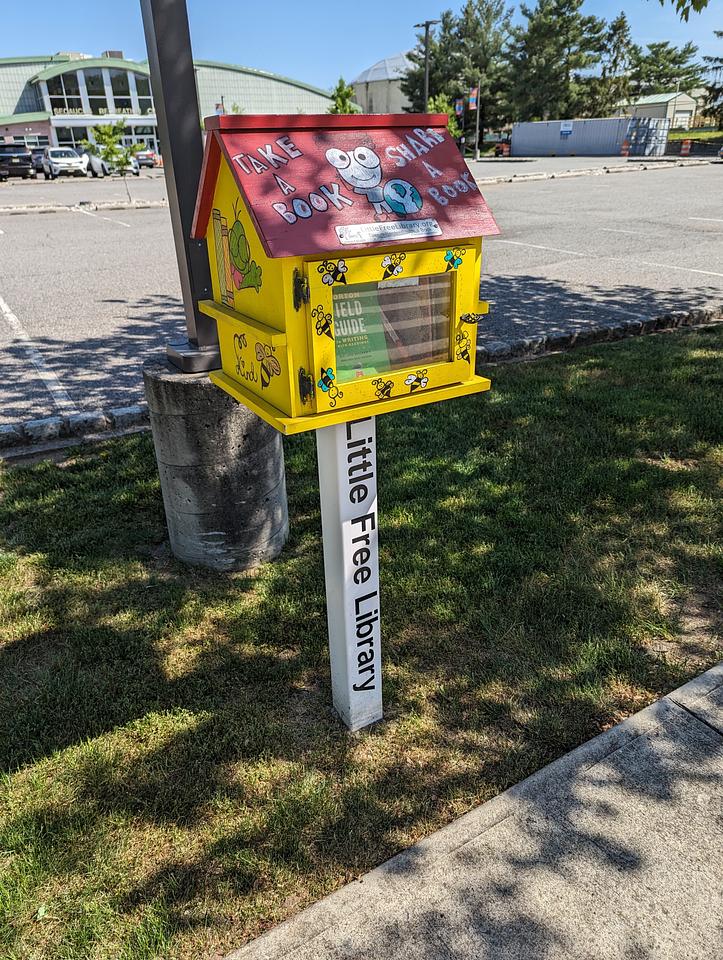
[0,164,721,426]
[480,164,723,346]
[0,169,166,208]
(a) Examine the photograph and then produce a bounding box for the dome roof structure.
[353,52,412,85]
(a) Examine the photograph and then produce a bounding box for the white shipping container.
[510,117,669,157]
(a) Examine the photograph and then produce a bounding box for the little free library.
[192,112,499,729]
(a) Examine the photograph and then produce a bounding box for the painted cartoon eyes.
[326,148,351,170]
[325,147,380,170]
[354,148,378,168]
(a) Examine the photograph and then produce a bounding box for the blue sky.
[1,0,721,92]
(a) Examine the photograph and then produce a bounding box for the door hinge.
[293,269,310,311]
[299,367,315,404]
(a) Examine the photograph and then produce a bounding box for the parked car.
[117,155,140,177]
[80,151,110,178]
[42,147,86,179]
[135,148,156,168]
[31,147,45,174]
[0,143,34,179]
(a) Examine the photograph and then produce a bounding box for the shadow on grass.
[0,327,721,958]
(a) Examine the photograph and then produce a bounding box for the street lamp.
[414,19,440,113]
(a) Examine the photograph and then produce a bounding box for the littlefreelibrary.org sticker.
[335,219,442,245]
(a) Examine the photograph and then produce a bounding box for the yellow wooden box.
[191,113,499,435]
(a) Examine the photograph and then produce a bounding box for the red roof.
[191,114,499,258]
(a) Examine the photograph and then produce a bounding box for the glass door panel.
[332,274,451,383]
[306,246,474,413]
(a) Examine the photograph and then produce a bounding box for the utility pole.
[671,78,681,130]
[140,0,219,373]
[414,19,440,112]
[139,0,288,572]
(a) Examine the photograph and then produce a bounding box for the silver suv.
[42,147,86,179]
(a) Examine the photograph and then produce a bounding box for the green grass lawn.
[668,129,723,142]
[1,327,721,960]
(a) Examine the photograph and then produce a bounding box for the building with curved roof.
[352,52,412,114]
[0,52,334,150]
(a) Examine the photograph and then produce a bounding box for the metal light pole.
[140,0,219,373]
[414,19,440,113]
[474,76,482,161]
[139,0,288,572]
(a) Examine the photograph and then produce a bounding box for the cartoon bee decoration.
[311,304,333,340]
[372,377,394,400]
[318,367,344,408]
[233,332,247,374]
[455,331,471,363]
[381,252,406,280]
[405,369,429,393]
[444,247,466,271]
[318,259,348,286]
[255,343,281,389]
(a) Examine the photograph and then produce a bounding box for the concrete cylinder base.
[143,356,289,571]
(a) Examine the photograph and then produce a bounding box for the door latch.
[298,367,315,404]
[293,269,310,311]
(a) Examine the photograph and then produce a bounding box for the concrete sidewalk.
[228,665,723,960]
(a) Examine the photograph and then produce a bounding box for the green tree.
[629,41,703,97]
[586,11,633,116]
[657,0,709,21]
[505,0,605,121]
[455,0,513,144]
[79,121,140,202]
[401,10,465,112]
[328,77,359,114]
[401,2,512,146]
[703,31,723,128]
[427,93,463,139]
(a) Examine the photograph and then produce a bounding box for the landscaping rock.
[546,330,577,350]
[0,424,24,448]
[67,411,109,436]
[109,404,149,429]
[24,417,63,442]
[484,340,513,358]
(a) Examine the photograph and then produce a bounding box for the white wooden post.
[316,416,383,731]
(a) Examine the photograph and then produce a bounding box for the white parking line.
[629,260,723,279]
[489,239,585,256]
[599,227,648,236]
[491,237,723,279]
[73,207,130,228]
[689,217,723,223]
[0,293,79,415]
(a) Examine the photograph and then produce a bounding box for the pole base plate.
[166,340,222,373]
